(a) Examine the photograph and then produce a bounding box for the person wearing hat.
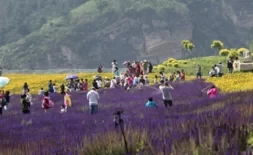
[87,87,100,114]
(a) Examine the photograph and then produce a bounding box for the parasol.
[0,77,10,88]
[65,74,78,80]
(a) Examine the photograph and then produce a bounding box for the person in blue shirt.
[145,97,158,108]
[133,75,139,87]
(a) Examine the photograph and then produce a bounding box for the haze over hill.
[0,0,253,70]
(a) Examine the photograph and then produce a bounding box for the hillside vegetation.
[0,0,253,69]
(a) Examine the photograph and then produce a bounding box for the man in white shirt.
[159,81,174,108]
[87,87,100,114]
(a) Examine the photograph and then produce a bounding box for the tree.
[211,40,224,55]
[181,40,195,57]
[219,49,229,61]
[237,48,248,55]
[228,48,239,59]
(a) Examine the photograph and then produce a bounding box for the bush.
[162,61,169,66]
[181,61,188,64]
[168,58,177,63]
[173,63,179,68]
[219,49,229,57]
[237,48,248,55]
[228,48,239,59]
[157,65,166,72]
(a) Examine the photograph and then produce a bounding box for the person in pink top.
[83,79,88,91]
[207,85,217,98]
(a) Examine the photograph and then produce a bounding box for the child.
[38,88,44,95]
[145,97,158,108]
[41,91,54,112]
[64,91,72,110]
[21,94,30,114]
[60,104,67,113]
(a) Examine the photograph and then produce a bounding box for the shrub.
[228,48,239,59]
[237,48,248,55]
[157,65,166,72]
[162,61,169,66]
[219,49,229,57]
[168,58,177,63]
[173,63,179,68]
[181,61,188,64]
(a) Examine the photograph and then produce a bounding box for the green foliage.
[237,48,248,55]
[173,63,179,68]
[168,58,177,63]
[211,40,224,50]
[228,48,239,59]
[157,65,166,72]
[181,40,195,51]
[219,49,229,57]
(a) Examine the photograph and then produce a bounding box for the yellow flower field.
[206,72,253,93]
[2,72,251,94]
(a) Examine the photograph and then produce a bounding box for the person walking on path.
[87,87,100,114]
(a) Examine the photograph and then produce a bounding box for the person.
[41,91,54,112]
[4,91,10,110]
[60,104,67,113]
[145,97,158,108]
[104,78,110,88]
[87,87,100,114]
[169,72,175,82]
[143,60,148,75]
[112,60,117,73]
[114,67,119,77]
[207,85,217,98]
[83,79,88,91]
[196,65,202,79]
[96,79,102,89]
[159,83,174,108]
[233,57,240,72]
[63,92,72,111]
[148,62,153,73]
[159,72,165,81]
[53,83,57,92]
[139,76,145,86]
[154,75,159,84]
[23,82,29,94]
[133,75,139,87]
[21,94,30,114]
[97,66,103,73]
[227,57,233,73]
[38,88,44,95]
[48,80,54,93]
[214,65,220,77]
[216,62,223,77]
[180,69,185,80]
[209,66,216,77]
[144,76,149,85]
[175,71,181,81]
[0,96,7,115]
[26,89,33,105]
[110,77,117,88]
[92,79,98,90]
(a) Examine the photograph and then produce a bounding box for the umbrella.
[65,74,78,80]
[0,77,10,88]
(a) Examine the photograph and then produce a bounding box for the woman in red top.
[180,69,185,80]
[82,79,88,91]
[42,91,53,112]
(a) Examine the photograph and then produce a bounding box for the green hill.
[0,0,253,70]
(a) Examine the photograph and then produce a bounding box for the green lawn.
[154,56,230,76]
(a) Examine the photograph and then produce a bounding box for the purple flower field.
[1,80,253,154]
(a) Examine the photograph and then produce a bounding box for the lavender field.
[1,80,253,155]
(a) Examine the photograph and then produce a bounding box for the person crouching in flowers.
[21,94,30,114]
[145,97,158,108]
[41,91,54,112]
[207,85,217,98]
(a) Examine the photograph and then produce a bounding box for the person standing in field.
[111,60,118,73]
[21,94,31,114]
[233,57,240,72]
[159,82,174,108]
[227,57,233,73]
[41,91,54,112]
[23,82,29,94]
[48,80,54,93]
[196,65,202,79]
[87,87,100,114]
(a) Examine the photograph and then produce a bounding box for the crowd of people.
[0,59,219,116]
